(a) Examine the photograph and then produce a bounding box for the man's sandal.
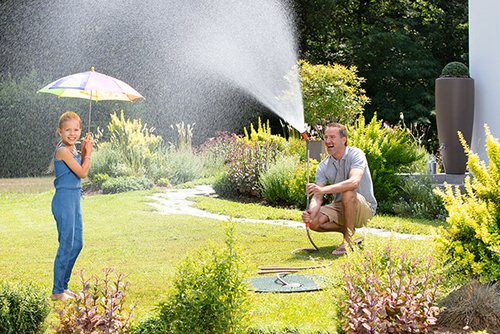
[331,237,364,255]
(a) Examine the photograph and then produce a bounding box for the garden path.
[146,185,429,241]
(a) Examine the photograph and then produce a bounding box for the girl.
[51,111,93,300]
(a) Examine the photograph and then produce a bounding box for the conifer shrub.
[0,281,50,334]
[156,224,249,333]
[347,114,426,212]
[338,246,441,333]
[434,125,500,283]
[53,269,134,333]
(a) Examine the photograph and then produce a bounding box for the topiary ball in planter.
[435,61,474,174]
[440,61,470,78]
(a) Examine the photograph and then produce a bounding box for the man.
[302,122,377,255]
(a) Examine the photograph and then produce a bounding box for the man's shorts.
[319,193,373,228]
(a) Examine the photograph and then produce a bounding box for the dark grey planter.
[435,77,474,175]
[307,140,325,162]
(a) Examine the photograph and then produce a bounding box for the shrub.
[128,317,166,334]
[393,175,446,220]
[339,246,441,333]
[157,224,249,333]
[108,110,162,176]
[259,155,319,209]
[213,171,240,199]
[88,142,130,179]
[0,71,67,177]
[434,125,500,283]
[242,117,288,152]
[259,155,299,206]
[101,176,154,194]
[437,280,500,332]
[226,141,280,197]
[299,60,369,131]
[197,131,240,165]
[440,61,470,78]
[0,281,50,334]
[170,121,195,152]
[286,157,320,208]
[53,268,134,333]
[348,114,426,212]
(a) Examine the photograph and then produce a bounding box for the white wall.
[469,0,500,160]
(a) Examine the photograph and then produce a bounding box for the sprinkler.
[275,273,302,288]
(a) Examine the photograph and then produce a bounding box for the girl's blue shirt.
[53,144,82,191]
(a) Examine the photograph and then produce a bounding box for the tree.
[293,0,468,127]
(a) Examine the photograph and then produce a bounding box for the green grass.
[0,179,442,333]
[189,195,448,235]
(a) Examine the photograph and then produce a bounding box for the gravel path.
[145,185,430,240]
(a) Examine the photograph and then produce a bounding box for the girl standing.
[51,111,93,300]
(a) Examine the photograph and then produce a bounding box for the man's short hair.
[325,122,348,145]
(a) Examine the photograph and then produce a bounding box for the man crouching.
[302,122,377,255]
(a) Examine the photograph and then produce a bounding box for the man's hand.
[306,183,323,196]
[302,210,312,224]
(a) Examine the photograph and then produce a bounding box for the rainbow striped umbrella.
[38,67,144,132]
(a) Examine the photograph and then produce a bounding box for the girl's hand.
[81,133,94,157]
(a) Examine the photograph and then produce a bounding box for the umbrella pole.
[87,91,92,134]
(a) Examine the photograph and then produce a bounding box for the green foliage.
[170,121,195,152]
[0,71,62,177]
[259,155,299,207]
[88,142,130,179]
[226,141,280,198]
[440,61,470,78]
[108,110,162,176]
[101,176,154,194]
[242,117,288,151]
[347,114,426,211]
[294,0,467,126]
[299,60,369,130]
[213,171,240,199]
[434,125,500,283]
[128,317,166,334]
[157,224,249,333]
[247,328,331,334]
[53,269,134,333]
[393,175,446,220]
[339,246,441,333]
[146,147,204,186]
[259,154,319,209]
[0,281,50,334]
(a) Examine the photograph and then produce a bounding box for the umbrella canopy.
[38,68,144,132]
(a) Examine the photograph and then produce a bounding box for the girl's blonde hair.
[48,111,82,173]
[58,111,81,129]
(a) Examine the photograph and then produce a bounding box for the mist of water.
[1,0,305,137]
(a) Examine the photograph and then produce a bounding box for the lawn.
[0,178,440,333]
